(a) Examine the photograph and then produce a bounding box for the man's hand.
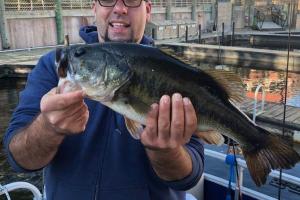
[40,88,89,135]
[140,93,198,181]
[9,87,89,170]
[141,93,197,151]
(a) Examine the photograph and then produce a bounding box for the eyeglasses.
[97,0,146,8]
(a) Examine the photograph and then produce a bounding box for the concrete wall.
[0,34,2,50]
[298,1,300,29]
[171,7,192,20]
[297,14,300,29]
[151,7,166,21]
[217,2,233,32]
[232,6,245,29]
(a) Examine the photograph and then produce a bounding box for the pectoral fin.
[194,130,224,146]
[124,116,144,140]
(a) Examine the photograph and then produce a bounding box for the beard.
[101,28,136,43]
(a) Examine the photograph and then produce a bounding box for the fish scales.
[56,42,300,187]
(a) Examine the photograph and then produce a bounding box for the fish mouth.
[57,78,82,94]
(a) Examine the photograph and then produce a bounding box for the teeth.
[112,23,127,27]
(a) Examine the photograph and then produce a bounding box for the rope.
[225,153,235,200]
[277,1,292,199]
[232,144,242,200]
[225,139,242,200]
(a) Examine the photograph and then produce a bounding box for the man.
[4,0,204,199]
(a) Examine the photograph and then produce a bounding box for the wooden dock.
[241,98,300,132]
[0,47,54,77]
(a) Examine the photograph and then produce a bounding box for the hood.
[79,25,154,46]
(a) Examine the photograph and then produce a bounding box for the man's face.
[93,0,151,43]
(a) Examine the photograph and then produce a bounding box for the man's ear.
[146,1,152,22]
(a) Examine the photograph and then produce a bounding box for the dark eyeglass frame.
[97,0,147,8]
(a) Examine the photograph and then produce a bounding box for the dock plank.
[273,106,295,119]
[241,100,300,131]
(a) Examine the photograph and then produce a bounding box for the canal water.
[0,78,42,199]
[0,68,300,199]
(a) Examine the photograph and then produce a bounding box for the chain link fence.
[4,0,213,10]
[4,0,92,11]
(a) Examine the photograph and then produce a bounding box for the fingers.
[158,95,171,142]
[183,97,197,142]
[141,93,198,151]
[170,94,184,145]
[46,101,86,126]
[141,104,159,146]
[40,87,89,135]
[41,89,85,112]
[55,103,89,134]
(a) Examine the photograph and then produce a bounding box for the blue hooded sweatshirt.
[4,26,204,200]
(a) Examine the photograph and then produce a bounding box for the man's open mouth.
[109,22,130,28]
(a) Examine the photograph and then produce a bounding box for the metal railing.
[0,182,43,200]
[252,84,265,122]
[205,149,300,200]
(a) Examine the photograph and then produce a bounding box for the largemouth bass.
[55,43,300,186]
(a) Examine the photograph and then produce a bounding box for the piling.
[185,25,188,42]
[198,24,202,44]
[166,0,172,20]
[55,0,64,45]
[191,0,197,21]
[152,28,155,40]
[0,0,10,49]
[222,22,225,45]
[231,22,235,46]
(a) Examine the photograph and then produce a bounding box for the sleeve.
[150,136,204,191]
[3,51,58,173]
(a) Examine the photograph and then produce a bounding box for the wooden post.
[198,24,201,44]
[231,22,235,46]
[185,25,188,42]
[17,0,20,11]
[0,0,10,49]
[222,22,225,45]
[30,0,33,10]
[152,28,155,40]
[191,0,197,21]
[64,34,69,46]
[166,0,172,20]
[55,0,64,45]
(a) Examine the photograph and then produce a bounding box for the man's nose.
[113,0,128,14]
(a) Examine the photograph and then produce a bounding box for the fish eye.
[74,47,86,57]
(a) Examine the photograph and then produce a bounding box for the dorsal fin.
[159,46,245,105]
[203,69,246,105]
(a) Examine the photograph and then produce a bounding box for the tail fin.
[243,130,300,186]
